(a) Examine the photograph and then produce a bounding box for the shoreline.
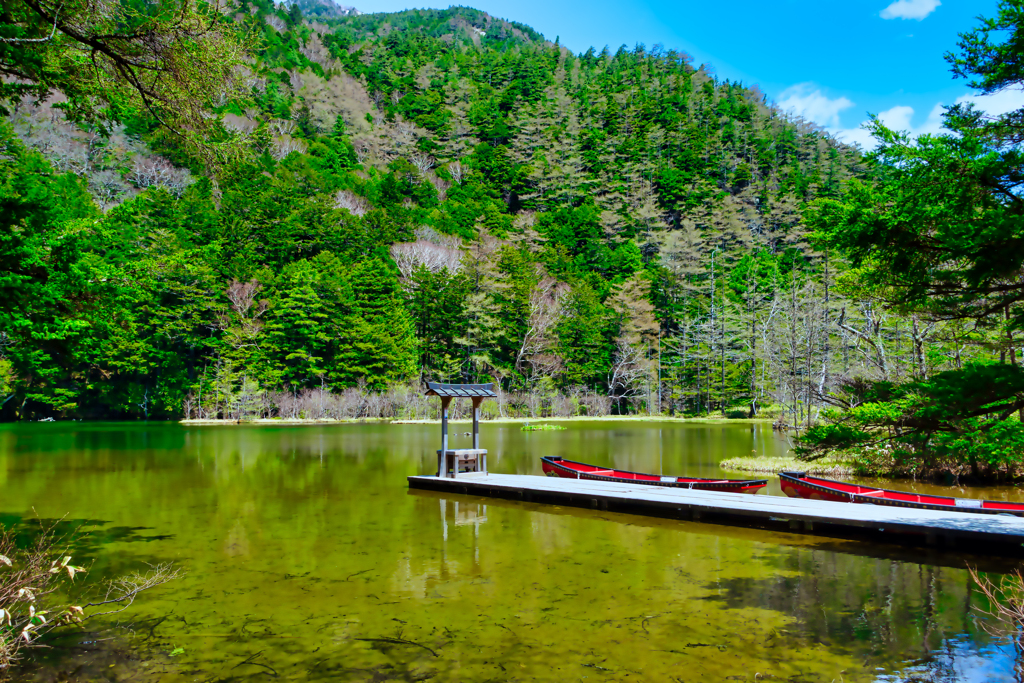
[179,416,778,426]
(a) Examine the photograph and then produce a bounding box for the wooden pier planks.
[408,472,1024,555]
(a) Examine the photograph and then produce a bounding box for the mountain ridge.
[1,3,876,421]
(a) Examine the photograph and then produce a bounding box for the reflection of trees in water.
[700,548,989,669]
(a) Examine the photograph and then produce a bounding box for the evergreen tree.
[557,281,611,387]
[268,265,330,386]
[336,258,417,388]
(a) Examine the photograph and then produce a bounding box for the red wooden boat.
[541,456,767,494]
[779,471,1024,516]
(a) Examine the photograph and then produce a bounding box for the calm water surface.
[0,421,1020,682]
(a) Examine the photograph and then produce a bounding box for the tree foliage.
[801,364,1024,474]
[809,122,1024,331]
[4,0,1020,440]
[0,0,252,156]
[800,0,1024,475]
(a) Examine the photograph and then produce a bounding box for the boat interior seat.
[859,490,885,497]
[589,469,614,475]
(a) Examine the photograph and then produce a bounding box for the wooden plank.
[407,473,1024,555]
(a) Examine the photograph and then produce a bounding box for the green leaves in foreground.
[799,363,1024,476]
[0,0,253,159]
[807,122,1024,331]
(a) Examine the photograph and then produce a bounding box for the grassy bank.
[720,453,858,476]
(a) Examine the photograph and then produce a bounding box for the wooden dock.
[408,473,1024,556]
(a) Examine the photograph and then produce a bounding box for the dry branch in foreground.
[0,524,182,676]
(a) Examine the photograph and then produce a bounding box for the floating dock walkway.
[408,473,1024,556]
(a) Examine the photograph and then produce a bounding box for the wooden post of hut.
[425,382,497,478]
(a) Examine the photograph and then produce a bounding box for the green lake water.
[0,420,1020,682]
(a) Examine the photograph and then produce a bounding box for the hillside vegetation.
[2,0,1014,460]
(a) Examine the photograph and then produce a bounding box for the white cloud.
[778,83,854,128]
[830,125,877,149]
[880,0,940,20]
[955,88,1024,116]
[878,103,945,136]
[791,85,1024,151]
[831,103,944,149]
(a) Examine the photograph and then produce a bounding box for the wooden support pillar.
[439,396,452,477]
[472,396,483,472]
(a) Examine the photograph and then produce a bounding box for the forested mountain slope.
[1,3,924,422]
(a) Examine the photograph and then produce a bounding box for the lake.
[0,420,1018,682]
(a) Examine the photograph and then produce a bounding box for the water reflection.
[878,637,1017,682]
[0,421,1017,682]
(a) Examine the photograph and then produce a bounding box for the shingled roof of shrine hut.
[424,382,498,398]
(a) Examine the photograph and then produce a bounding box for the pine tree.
[336,258,418,388]
[557,281,611,387]
[267,271,330,387]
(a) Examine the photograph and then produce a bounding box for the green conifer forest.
[2,0,1024,476]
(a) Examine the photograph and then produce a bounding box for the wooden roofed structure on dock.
[425,382,497,478]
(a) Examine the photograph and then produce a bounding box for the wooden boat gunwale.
[541,456,767,493]
[779,471,1024,516]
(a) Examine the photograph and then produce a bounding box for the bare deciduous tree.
[390,240,463,279]
[352,139,371,163]
[126,157,194,196]
[289,68,303,93]
[270,119,297,136]
[226,279,264,317]
[222,279,268,352]
[608,338,648,413]
[448,161,464,184]
[236,66,266,92]
[299,32,333,69]
[264,14,286,31]
[88,170,129,207]
[271,136,307,160]
[222,114,258,135]
[333,189,371,216]
[515,276,567,385]
[47,138,88,175]
[370,90,385,111]
[432,176,451,202]
[410,153,435,175]
[837,302,892,380]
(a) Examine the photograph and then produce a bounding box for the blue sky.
[349,0,1023,148]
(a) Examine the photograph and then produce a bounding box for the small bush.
[0,524,181,674]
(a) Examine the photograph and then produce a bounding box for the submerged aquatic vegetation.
[520,424,567,432]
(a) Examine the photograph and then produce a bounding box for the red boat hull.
[779,472,1024,516]
[541,457,766,494]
